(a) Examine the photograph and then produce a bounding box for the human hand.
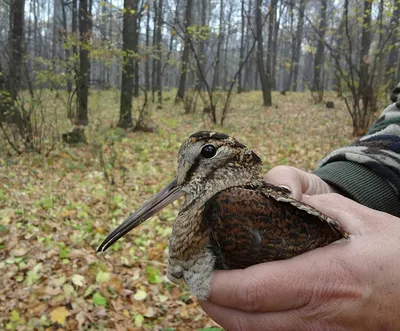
[200,193,400,330]
[263,165,337,200]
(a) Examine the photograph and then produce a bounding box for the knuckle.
[265,165,294,178]
[236,275,264,311]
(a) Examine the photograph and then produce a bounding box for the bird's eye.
[201,145,217,158]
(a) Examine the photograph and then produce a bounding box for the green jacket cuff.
[313,161,400,217]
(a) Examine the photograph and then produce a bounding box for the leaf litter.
[0,91,352,330]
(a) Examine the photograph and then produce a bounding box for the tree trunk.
[9,0,25,104]
[312,0,327,102]
[266,0,276,95]
[271,2,280,90]
[196,0,207,91]
[359,0,373,116]
[155,0,163,104]
[292,0,305,91]
[256,0,272,106]
[145,7,150,90]
[134,13,140,98]
[72,0,78,72]
[76,0,91,126]
[333,17,345,96]
[222,4,232,90]
[238,0,245,93]
[244,0,253,90]
[214,0,224,89]
[1,0,25,131]
[151,0,157,102]
[60,0,72,92]
[386,0,400,90]
[51,0,59,90]
[118,0,138,129]
[285,1,295,91]
[175,0,193,103]
[164,0,180,89]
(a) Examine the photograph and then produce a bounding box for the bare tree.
[266,0,277,95]
[0,0,26,132]
[118,0,138,129]
[358,0,373,114]
[144,6,150,91]
[76,0,91,127]
[312,0,327,102]
[386,0,400,90]
[256,0,272,106]
[175,0,193,103]
[292,0,305,91]
[155,0,163,104]
[238,0,246,93]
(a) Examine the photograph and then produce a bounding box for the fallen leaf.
[93,291,107,307]
[96,270,110,284]
[133,289,147,301]
[52,275,66,287]
[11,247,27,257]
[26,263,42,286]
[9,310,20,322]
[71,274,85,287]
[134,314,144,327]
[50,306,70,325]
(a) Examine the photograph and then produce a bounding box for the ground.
[0,90,354,330]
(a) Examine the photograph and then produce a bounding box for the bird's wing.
[259,182,349,238]
[204,185,348,270]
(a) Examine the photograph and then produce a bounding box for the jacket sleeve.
[313,87,400,217]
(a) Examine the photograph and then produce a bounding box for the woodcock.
[98,131,348,299]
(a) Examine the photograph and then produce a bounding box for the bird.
[98,131,348,299]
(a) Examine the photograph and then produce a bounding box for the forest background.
[0,0,399,329]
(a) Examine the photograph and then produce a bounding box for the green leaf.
[133,289,147,301]
[198,328,223,331]
[146,266,162,284]
[96,270,110,284]
[26,263,42,286]
[134,314,144,327]
[84,284,96,297]
[59,243,71,259]
[93,291,107,307]
[9,310,20,322]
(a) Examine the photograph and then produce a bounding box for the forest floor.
[0,90,358,330]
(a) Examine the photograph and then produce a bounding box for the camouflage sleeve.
[313,86,400,217]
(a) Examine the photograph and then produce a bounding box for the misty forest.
[0,0,399,329]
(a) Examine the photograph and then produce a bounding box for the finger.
[302,193,394,235]
[264,166,336,200]
[208,252,337,312]
[200,300,307,331]
[263,166,304,200]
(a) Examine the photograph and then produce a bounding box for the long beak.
[98,178,183,252]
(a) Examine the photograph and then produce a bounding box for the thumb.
[263,166,335,200]
[207,242,348,313]
[302,193,398,235]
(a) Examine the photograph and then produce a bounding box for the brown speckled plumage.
[98,131,348,299]
[205,184,343,270]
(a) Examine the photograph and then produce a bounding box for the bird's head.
[176,131,262,197]
[98,131,262,251]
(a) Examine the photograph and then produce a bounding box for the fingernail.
[279,185,292,196]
